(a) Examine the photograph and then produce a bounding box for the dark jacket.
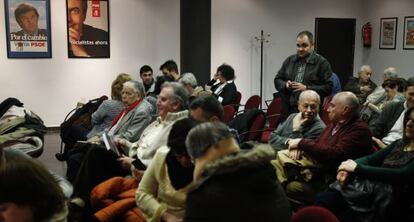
[274,52,333,115]
[210,81,237,106]
[369,101,405,139]
[69,24,109,58]
[185,146,291,222]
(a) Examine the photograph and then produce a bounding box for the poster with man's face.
[4,0,51,58]
[66,0,110,58]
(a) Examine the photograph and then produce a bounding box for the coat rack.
[254,30,270,109]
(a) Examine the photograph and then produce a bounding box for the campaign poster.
[66,0,110,58]
[4,0,52,58]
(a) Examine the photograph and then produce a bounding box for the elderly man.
[284,92,373,203]
[370,77,414,148]
[69,82,189,216]
[344,65,377,104]
[274,31,333,118]
[269,90,325,150]
[184,122,291,222]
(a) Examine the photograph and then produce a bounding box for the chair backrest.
[232,91,242,111]
[266,97,282,129]
[244,95,261,111]
[223,105,236,124]
[246,112,266,141]
[229,108,264,142]
[291,206,339,222]
[321,95,333,125]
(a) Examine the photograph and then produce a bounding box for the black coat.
[185,146,291,222]
[210,80,238,106]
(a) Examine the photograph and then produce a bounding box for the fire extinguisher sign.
[91,0,101,17]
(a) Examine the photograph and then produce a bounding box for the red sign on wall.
[91,0,101,17]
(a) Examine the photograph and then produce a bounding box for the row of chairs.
[224,93,283,143]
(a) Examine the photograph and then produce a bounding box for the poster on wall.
[4,0,52,58]
[66,0,110,58]
[403,16,414,50]
[379,17,397,50]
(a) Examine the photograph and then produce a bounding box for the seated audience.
[179,72,211,101]
[189,95,240,142]
[0,155,67,222]
[66,80,152,182]
[189,95,223,122]
[370,77,414,148]
[269,90,325,150]
[366,78,406,114]
[62,73,132,152]
[69,82,189,219]
[364,67,398,106]
[316,107,414,222]
[283,92,372,203]
[160,60,180,81]
[344,65,376,104]
[184,122,291,222]
[206,64,237,106]
[136,118,196,222]
[87,73,133,139]
[139,65,155,96]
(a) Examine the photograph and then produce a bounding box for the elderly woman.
[184,122,291,222]
[366,78,406,114]
[136,118,196,222]
[316,107,414,222]
[206,64,237,105]
[86,73,132,139]
[62,73,132,154]
[0,156,67,222]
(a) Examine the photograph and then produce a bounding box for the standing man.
[344,65,377,104]
[67,0,109,57]
[12,3,47,37]
[139,65,155,96]
[274,31,333,119]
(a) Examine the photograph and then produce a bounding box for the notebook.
[102,132,121,156]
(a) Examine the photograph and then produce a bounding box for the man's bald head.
[328,92,359,123]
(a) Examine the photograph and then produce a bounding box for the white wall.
[211,0,366,104]
[361,0,414,84]
[0,0,180,126]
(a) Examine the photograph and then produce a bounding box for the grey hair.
[123,80,145,98]
[359,65,372,74]
[383,67,398,78]
[161,82,189,110]
[179,73,198,87]
[185,122,233,160]
[298,90,321,106]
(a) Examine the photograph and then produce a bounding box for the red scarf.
[111,99,142,127]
